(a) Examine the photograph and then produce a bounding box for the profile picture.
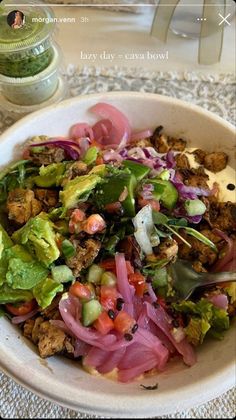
[7,10,25,29]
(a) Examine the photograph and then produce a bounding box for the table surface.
[54,5,235,74]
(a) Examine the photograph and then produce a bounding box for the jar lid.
[0,0,55,53]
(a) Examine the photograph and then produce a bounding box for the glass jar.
[0,1,56,77]
[0,45,62,105]
[0,0,68,111]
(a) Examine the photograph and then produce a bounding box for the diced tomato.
[99,259,116,272]
[128,271,147,297]
[138,197,160,212]
[125,261,135,275]
[113,311,135,334]
[5,300,36,316]
[93,311,114,335]
[156,296,167,309]
[22,148,30,159]
[100,285,118,311]
[69,282,92,301]
[135,282,148,297]
[95,155,104,165]
[82,214,106,235]
[104,202,122,214]
[71,208,86,223]
[69,209,86,234]
[99,259,134,276]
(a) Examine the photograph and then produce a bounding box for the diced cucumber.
[101,271,117,286]
[184,199,206,216]
[123,160,150,181]
[83,147,98,165]
[51,265,75,283]
[86,264,104,284]
[151,179,178,210]
[158,169,170,181]
[61,239,76,259]
[82,299,102,326]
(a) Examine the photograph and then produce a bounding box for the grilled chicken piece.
[204,202,236,232]
[29,142,66,166]
[31,317,44,344]
[67,238,101,277]
[150,126,169,153]
[192,149,207,165]
[183,167,210,190]
[175,153,190,170]
[167,137,186,151]
[34,189,58,211]
[40,294,62,320]
[203,152,228,173]
[192,261,208,273]
[37,321,68,358]
[7,188,42,224]
[150,238,178,262]
[178,235,218,266]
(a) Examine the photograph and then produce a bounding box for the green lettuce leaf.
[184,317,211,346]
[6,258,49,290]
[223,283,236,304]
[12,213,60,267]
[173,298,230,345]
[33,277,63,309]
[0,284,33,304]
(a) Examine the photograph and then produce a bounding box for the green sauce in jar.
[0,5,55,78]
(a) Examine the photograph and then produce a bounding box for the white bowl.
[0,92,235,418]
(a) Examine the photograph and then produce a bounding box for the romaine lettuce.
[173,298,230,345]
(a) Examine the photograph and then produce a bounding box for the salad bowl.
[0,92,235,418]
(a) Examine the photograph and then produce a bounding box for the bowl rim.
[0,91,235,144]
[0,91,235,418]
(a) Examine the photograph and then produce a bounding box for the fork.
[168,259,236,300]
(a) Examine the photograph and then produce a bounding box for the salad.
[0,103,235,383]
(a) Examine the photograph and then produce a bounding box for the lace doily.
[0,66,235,134]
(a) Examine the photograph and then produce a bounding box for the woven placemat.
[0,66,235,419]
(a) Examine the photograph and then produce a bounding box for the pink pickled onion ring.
[92,119,113,144]
[90,102,131,147]
[11,308,39,324]
[131,129,153,142]
[70,123,94,141]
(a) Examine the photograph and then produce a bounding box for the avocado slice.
[60,173,101,209]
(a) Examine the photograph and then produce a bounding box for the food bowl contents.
[0,103,235,383]
[0,0,66,108]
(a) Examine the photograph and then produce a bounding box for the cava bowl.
[0,92,235,418]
